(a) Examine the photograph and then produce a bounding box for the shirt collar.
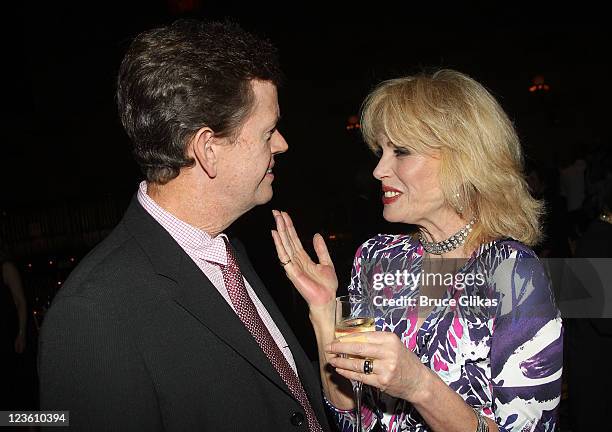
[137,181,228,265]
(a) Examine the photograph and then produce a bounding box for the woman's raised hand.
[271,210,338,309]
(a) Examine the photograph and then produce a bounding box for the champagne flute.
[335,294,375,432]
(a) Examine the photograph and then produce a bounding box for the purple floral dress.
[326,235,563,432]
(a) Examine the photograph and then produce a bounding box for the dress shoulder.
[475,238,538,262]
[354,233,420,261]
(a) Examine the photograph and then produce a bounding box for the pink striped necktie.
[218,238,322,432]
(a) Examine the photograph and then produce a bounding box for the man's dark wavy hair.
[117,19,282,184]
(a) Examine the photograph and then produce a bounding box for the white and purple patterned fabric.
[326,234,563,432]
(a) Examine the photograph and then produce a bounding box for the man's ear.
[191,127,218,178]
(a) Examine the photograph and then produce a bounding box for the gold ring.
[280,258,292,267]
[364,359,374,375]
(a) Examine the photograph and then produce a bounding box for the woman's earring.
[454,193,464,214]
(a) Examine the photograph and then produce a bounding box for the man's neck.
[146,179,235,237]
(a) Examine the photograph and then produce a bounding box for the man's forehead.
[250,80,280,122]
[250,79,277,99]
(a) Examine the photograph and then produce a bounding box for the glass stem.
[354,380,363,432]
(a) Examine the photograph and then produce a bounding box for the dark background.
[3,1,610,207]
[1,1,610,420]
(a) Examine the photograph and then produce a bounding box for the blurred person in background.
[0,239,27,409]
[567,184,612,431]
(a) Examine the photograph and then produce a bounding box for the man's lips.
[266,163,275,176]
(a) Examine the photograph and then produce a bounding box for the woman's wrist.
[404,363,434,405]
[308,301,335,327]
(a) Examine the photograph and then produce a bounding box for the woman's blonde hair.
[361,69,543,249]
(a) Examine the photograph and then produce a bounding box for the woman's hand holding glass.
[326,331,430,404]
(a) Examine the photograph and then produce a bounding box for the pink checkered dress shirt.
[137,181,297,373]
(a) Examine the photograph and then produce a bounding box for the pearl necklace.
[418,219,476,255]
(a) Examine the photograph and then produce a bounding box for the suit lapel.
[122,197,293,400]
[231,239,329,425]
[171,255,295,396]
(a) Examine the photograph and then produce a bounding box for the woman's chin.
[383,209,419,226]
[382,210,406,224]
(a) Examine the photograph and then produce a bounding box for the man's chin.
[254,188,274,206]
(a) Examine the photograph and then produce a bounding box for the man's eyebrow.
[268,115,281,132]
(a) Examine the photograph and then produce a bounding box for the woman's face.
[372,133,447,227]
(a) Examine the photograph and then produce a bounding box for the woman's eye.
[393,147,411,156]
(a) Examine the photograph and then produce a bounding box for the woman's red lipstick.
[382,185,402,205]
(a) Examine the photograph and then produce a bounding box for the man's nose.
[271,130,288,154]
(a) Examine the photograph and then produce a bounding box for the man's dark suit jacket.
[39,197,331,431]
